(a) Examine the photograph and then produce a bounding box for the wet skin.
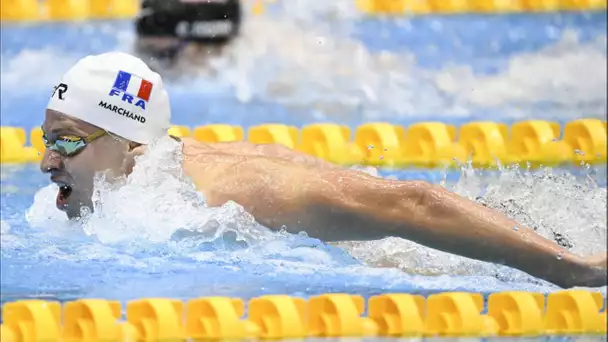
[41,110,608,288]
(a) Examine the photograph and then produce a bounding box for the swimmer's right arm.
[184,146,604,288]
[310,169,607,288]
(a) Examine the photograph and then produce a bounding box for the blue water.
[4,163,606,305]
[1,12,606,130]
[1,7,607,326]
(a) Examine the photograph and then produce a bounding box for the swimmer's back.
[180,137,328,229]
[180,137,337,199]
[180,137,338,173]
[179,137,393,241]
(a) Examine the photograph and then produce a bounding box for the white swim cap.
[46,52,171,144]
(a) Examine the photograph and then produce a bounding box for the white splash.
[24,134,607,290]
[177,6,607,120]
[335,165,607,285]
[2,6,605,121]
[73,136,275,245]
[435,31,607,119]
[26,184,79,230]
[0,48,80,92]
[8,3,607,290]
[0,220,10,235]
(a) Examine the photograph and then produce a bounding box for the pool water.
[1,1,606,314]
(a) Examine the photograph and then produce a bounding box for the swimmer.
[134,0,241,73]
[41,52,607,289]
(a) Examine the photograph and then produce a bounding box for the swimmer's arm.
[310,170,604,288]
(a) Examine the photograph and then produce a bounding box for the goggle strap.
[84,130,107,143]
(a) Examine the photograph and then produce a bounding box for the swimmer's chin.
[62,199,94,220]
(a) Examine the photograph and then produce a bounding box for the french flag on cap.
[112,71,153,102]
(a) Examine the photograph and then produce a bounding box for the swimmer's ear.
[122,142,148,175]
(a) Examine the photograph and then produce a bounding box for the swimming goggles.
[42,129,107,157]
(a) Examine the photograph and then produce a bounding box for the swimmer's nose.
[40,149,63,174]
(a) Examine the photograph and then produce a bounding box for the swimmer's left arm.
[307,169,606,288]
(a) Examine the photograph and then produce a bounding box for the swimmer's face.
[40,110,130,219]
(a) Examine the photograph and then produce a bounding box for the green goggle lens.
[45,137,87,156]
[42,130,106,157]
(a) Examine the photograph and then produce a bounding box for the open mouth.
[56,184,73,210]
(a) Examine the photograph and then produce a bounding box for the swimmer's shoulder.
[178,136,218,153]
[178,137,233,192]
[179,137,264,154]
[177,137,340,171]
[177,136,195,147]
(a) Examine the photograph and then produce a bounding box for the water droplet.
[574,149,584,155]
[513,226,519,231]
[379,156,384,160]
[556,252,563,260]
[367,145,374,150]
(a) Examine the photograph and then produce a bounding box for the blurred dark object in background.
[134,0,241,72]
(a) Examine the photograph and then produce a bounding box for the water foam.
[27,137,274,245]
[22,135,606,291]
[0,48,80,93]
[4,3,606,294]
[0,220,10,235]
[173,6,607,120]
[22,138,362,279]
[334,164,607,287]
[434,31,607,119]
[1,6,605,122]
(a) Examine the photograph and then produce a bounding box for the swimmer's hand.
[121,144,148,175]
